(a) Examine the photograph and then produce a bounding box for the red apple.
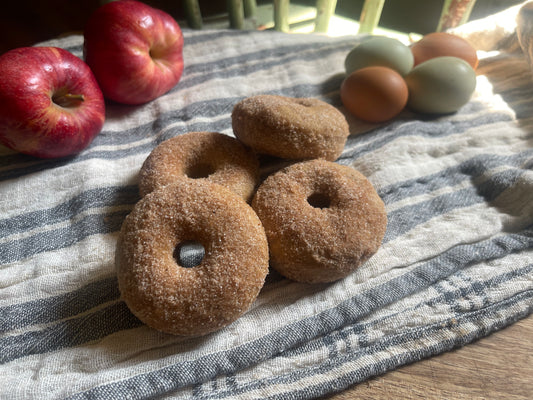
[83,0,185,105]
[0,46,105,159]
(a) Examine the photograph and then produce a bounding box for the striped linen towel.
[1,15,532,400]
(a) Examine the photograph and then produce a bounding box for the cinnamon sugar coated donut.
[252,159,387,283]
[231,95,350,161]
[138,131,260,202]
[116,180,269,336]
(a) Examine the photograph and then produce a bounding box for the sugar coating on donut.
[138,131,260,202]
[252,159,387,283]
[231,95,350,161]
[116,180,269,336]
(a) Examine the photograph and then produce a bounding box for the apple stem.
[52,92,85,108]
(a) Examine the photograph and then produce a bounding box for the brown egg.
[411,32,479,69]
[340,66,408,123]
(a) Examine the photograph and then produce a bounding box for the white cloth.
[0,7,532,399]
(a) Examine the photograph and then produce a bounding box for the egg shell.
[341,66,408,123]
[345,36,414,76]
[410,32,479,69]
[405,56,476,115]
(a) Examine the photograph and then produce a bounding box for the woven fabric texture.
[1,10,532,399]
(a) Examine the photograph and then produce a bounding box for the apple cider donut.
[231,95,350,161]
[116,179,269,336]
[252,159,387,283]
[138,131,260,202]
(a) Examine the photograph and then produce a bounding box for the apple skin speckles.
[0,46,105,159]
[83,0,184,105]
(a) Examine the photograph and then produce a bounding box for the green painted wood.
[184,0,203,29]
[244,0,258,18]
[314,0,337,33]
[358,0,385,34]
[228,0,245,29]
[274,0,290,32]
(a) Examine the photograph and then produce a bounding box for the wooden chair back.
[183,0,477,34]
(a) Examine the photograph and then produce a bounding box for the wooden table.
[327,314,532,399]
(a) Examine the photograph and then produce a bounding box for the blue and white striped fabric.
[1,16,532,399]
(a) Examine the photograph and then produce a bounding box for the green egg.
[405,56,477,114]
[344,36,414,76]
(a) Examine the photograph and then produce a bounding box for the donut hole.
[173,240,205,268]
[307,191,332,209]
[185,163,216,179]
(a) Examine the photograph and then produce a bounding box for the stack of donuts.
[116,94,387,336]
